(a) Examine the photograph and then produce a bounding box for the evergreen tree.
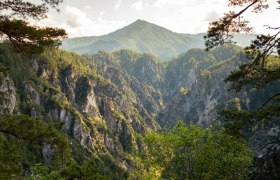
[0,0,67,54]
[205,0,280,137]
[0,115,69,178]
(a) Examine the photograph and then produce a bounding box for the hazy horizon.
[64,19,209,39]
[32,0,280,38]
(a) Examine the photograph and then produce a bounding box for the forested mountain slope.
[62,20,255,60]
[0,44,279,178]
[0,45,162,178]
[107,46,280,129]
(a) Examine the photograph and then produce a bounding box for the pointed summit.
[62,20,205,60]
[133,19,147,24]
[110,19,176,38]
[129,19,152,26]
[128,19,163,29]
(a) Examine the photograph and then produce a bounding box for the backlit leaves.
[0,0,67,54]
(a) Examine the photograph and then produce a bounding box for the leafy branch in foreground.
[0,115,69,177]
[137,121,253,179]
[205,0,280,92]
[221,97,280,137]
[0,115,67,146]
[205,0,280,143]
[0,0,67,54]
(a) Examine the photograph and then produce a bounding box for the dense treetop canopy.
[139,121,253,179]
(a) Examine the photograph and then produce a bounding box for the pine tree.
[204,0,280,137]
[0,0,67,54]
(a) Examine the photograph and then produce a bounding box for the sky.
[33,0,280,38]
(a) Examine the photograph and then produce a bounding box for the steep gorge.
[0,44,279,178]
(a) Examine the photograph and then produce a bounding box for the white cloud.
[83,5,92,10]
[38,6,126,37]
[58,20,126,38]
[203,11,220,22]
[154,0,169,8]
[65,6,93,27]
[153,0,190,9]
[131,1,144,10]
[29,0,280,37]
[114,0,122,10]
[30,13,58,27]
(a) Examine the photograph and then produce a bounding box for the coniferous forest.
[0,0,280,179]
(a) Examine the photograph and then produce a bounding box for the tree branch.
[0,129,24,140]
[258,140,280,152]
[230,0,259,21]
[257,92,280,111]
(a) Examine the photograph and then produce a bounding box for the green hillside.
[61,20,204,60]
[0,44,162,179]
[2,0,280,178]
[1,42,280,178]
[61,20,256,60]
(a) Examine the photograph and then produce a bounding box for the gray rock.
[23,82,41,105]
[0,73,16,114]
[30,107,36,117]
[255,143,280,179]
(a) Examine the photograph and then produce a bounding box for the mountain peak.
[134,19,146,23]
[122,19,162,30]
[112,19,177,38]
[132,19,150,25]
[62,20,205,60]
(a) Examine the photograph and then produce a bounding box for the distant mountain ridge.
[61,19,256,60]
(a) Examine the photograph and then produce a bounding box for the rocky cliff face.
[111,46,246,127]
[1,44,279,177]
[255,143,280,179]
[160,51,244,126]
[0,47,163,173]
[109,47,280,178]
[0,73,16,114]
[111,47,280,130]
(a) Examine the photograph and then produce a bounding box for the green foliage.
[226,54,280,91]
[62,20,205,60]
[0,0,66,54]
[60,156,127,179]
[0,21,267,179]
[29,164,63,180]
[204,2,280,113]
[142,121,253,179]
[0,45,37,86]
[0,115,68,148]
[113,49,141,66]
[200,69,211,80]
[59,161,109,179]
[0,115,70,178]
[0,115,120,179]
[221,99,280,138]
[227,97,242,111]
[205,5,280,178]
[62,20,255,60]
[0,135,22,178]
[180,86,189,95]
[29,159,120,179]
